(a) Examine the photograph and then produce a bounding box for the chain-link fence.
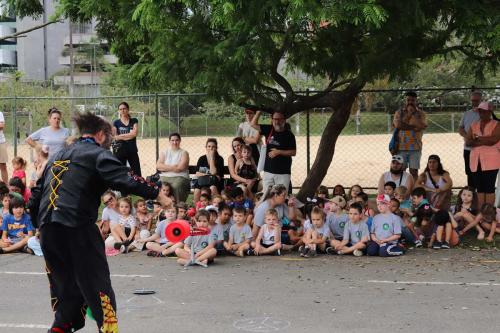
[0,87,497,189]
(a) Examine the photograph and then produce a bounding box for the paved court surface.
[1,248,499,332]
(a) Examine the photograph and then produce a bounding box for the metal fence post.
[155,93,159,161]
[387,113,391,133]
[306,89,311,175]
[13,95,17,157]
[451,113,455,132]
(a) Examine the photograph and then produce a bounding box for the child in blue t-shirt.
[0,197,34,254]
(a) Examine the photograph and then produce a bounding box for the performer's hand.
[156,191,173,208]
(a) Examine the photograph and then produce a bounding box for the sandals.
[22,245,34,255]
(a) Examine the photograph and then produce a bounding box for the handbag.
[257,128,274,173]
[388,128,399,155]
[197,175,218,187]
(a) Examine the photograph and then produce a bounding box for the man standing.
[30,112,170,333]
[252,111,296,193]
[393,91,427,180]
[377,154,414,195]
[458,90,482,188]
[0,109,8,183]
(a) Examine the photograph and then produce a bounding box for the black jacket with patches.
[29,138,159,228]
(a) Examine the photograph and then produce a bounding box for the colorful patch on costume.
[99,292,118,333]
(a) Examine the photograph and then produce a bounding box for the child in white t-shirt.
[249,208,282,256]
[300,207,330,257]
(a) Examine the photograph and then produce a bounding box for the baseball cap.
[391,155,404,164]
[376,194,391,204]
[477,101,491,111]
[206,205,218,213]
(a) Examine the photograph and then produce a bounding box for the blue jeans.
[367,241,404,257]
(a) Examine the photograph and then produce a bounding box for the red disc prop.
[165,220,191,242]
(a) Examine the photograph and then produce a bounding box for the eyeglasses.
[103,197,114,206]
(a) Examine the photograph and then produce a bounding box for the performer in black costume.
[29,112,170,333]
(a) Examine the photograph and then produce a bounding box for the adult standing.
[26,107,70,159]
[252,111,296,193]
[458,90,482,188]
[393,91,428,180]
[416,155,453,211]
[29,112,169,332]
[112,102,141,176]
[237,108,262,164]
[465,102,500,207]
[0,108,7,183]
[157,133,190,203]
[193,138,225,202]
[377,154,414,194]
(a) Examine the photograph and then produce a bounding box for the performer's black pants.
[40,222,117,332]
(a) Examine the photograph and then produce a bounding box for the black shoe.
[123,239,133,246]
[441,241,450,249]
[308,249,317,257]
[325,247,336,255]
[246,248,255,256]
[274,249,281,256]
[113,242,123,250]
[432,242,442,249]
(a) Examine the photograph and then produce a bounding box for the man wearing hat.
[458,90,482,187]
[377,154,414,195]
[393,91,427,179]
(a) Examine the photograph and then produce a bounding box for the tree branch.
[270,28,295,101]
[0,19,63,42]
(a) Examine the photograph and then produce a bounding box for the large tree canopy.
[20,0,500,199]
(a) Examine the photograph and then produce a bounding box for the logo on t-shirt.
[339,222,345,228]
[355,231,362,238]
[201,241,208,248]
[383,223,390,230]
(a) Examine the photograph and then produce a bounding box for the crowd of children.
[0,150,499,265]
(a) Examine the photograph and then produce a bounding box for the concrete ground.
[1,248,499,333]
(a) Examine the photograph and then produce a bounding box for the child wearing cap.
[328,202,370,256]
[366,194,404,257]
[326,195,349,241]
[224,207,253,256]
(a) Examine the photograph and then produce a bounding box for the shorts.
[0,142,7,164]
[399,150,422,170]
[473,162,498,193]
[260,241,273,248]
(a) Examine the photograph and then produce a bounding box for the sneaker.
[353,249,363,257]
[325,247,336,255]
[113,242,123,250]
[246,248,255,256]
[432,241,442,249]
[308,249,317,257]
[299,245,306,257]
[414,239,423,248]
[441,241,450,249]
[337,250,344,255]
[274,249,281,256]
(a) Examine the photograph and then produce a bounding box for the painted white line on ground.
[0,271,152,278]
[0,323,50,329]
[368,280,500,287]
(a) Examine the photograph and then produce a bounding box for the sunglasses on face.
[103,197,114,205]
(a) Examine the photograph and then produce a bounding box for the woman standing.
[466,101,500,207]
[416,155,453,210]
[157,133,190,203]
[112,102,141,176]
[26,108,70,159]
[193,138,225,202]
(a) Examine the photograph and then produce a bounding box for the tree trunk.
[295,91,359,202]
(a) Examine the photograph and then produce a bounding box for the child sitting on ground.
[249,208,282,256]
[407,187,434,242]
[390,197,420,248]
[135,198,152,239]
[111,197,136,253]
[452,186,479,237]
[326,195,349,243]
[149,201,166,234]
[429,210,459,249]
[229,187,254,225]
[329,202,369,256]
[175,209,217,267]
[347,184,363,206]
[224,207,252,257]
[367,194,403,257]
[176,202,188,220]
[211,203,233,254]
[143,205,183,257]
[460,203,498,242]
[0,197,34,254]
[300,207,331,257]
[196,192,211,211]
